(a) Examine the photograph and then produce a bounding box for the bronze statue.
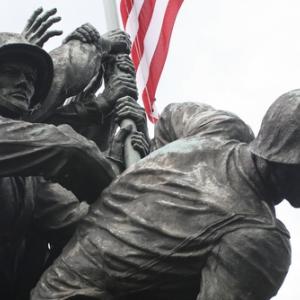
[21,8,146,155]
[32,97,295,300]
[0,5,295,300]
[0,8,148,300]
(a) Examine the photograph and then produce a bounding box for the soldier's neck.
[252,155,284,206]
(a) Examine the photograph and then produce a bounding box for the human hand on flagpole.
[103,50,143,167]
[63,23,102,49]
[114,96,149,141]
[106,123,133,171]
[21,7,63,47]
[102,29,131,55]
[130,131,150,158]
[102,74,137,106]
[115,54,136,76]
[106,123,149,172]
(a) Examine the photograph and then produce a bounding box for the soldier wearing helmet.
[0,28,132,299]
[33,95,299,300]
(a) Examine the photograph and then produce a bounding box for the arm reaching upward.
[28,23,104,122]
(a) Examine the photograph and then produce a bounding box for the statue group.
[0,7,298,300]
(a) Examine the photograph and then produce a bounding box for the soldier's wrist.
[95,94,113,116]
[100,37,112,55]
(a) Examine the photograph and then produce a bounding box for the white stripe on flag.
[136,0,169,100]
[120,0,183,122]
[124,0,143,42]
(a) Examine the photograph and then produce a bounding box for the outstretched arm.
[45,62,137,129]
[28,23,103,122]
[28,24,132,123]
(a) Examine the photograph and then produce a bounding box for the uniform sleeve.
[34,178,88,239]
[31,179,89,269]
[44,91,112,128]
[45,100,102,130]
[152,102,254,149]
[28,40,102,123]
[0,116,116,202]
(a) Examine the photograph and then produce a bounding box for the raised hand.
[107,124,149,171]
[21,7,63,47]
[101,75,138,107]
[102,29,131,55]
[115,54,136,76]
[131,131,150,158]
[114,96,146,132]
[63,23,101,49]
[107,124,133,166]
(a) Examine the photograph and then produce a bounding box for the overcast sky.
[1,1,300,299]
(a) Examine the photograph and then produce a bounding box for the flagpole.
[103,0,141,168]
[103,0,120,30]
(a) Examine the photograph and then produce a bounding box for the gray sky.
[1,1,300,298]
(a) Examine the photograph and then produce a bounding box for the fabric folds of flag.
[120,0,183,123]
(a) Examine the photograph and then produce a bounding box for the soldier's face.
[0,61,37,113]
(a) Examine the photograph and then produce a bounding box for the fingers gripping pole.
[106,53,141,168]
[120,119,141,168]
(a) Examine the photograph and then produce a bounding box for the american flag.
[120,0,184,123]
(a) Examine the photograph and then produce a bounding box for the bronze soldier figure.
[32,96,296,300]
[0,27,148,299]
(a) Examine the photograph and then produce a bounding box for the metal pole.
[103,0,120,30]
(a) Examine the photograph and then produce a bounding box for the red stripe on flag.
[131,0,156,70]
[120,0,134,28]
[142,88,157,123]
[143,0,183,122]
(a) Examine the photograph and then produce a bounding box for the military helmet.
[250,89,300,164]
[0,32,53,107]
